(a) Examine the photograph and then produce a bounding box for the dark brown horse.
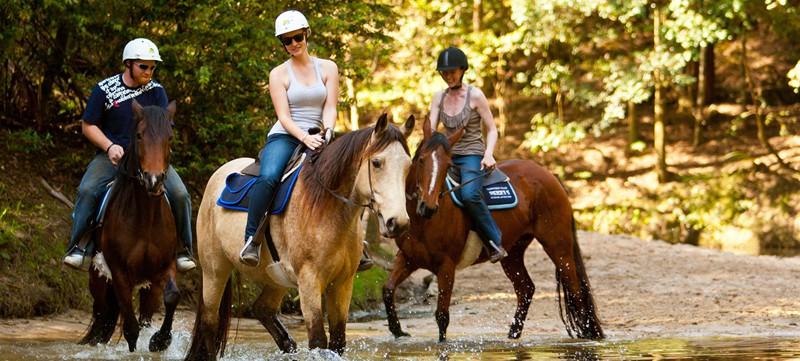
[382,118,604,342]
[79,100,181,352]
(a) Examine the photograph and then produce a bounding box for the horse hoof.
[149,331,172,352]
[392,330,411,338]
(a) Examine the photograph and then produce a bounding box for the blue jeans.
[245,133,301,241]
[66,152,194,256]
[452,154,502,245]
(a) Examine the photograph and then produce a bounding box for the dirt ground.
[2,230,799,342]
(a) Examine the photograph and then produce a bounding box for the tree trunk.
[654,7,668,183]
[698,44,715,106]
[628,99,638,144]
[494,53,508,143]
[472,0,482,33]
[39,23,69,131]
[344,46,359,131]
[472,0,484,89]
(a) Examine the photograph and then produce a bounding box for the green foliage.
[351,266,388,311]
[789,61,800,92]
[574,161,800,254]
[3,129,54,154]
[522,112,586,152]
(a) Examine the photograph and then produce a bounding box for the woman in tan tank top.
[428,46,506,263]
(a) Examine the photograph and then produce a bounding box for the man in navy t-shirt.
[63,38,196,272]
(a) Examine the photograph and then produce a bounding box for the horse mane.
[301,123,410,212]
[414,131,450,160]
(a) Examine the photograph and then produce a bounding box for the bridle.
[406,147,488,201]
[116,133,169,195]
[314,146,379,218]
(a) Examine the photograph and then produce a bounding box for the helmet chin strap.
[449,72,466,90]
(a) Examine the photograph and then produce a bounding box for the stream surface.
[1,317,799,360]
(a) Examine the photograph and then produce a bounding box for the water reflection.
[1,321,799,360]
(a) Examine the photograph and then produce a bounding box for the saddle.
[216,145,308,213]
[445,168,518,210]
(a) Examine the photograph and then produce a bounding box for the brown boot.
[487,240,507,263]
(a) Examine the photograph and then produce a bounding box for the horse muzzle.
[377,213,410,238]
[416,200,438,219]
[140,171,167,197]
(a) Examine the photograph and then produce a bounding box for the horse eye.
[371,158,381,169]
[136,133,142,141]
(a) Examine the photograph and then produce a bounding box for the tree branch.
[39,177,74,209]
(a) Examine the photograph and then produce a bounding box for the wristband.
[300,134,308,142]
[106,143,116,153]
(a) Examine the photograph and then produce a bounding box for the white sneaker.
[63,251,92,271]
[177,255,196,272]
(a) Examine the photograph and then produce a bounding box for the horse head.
[412,116,463,218]
[359,113,414,237]
[130,100,175,197]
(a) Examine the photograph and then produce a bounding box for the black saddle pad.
[445,169,518,210]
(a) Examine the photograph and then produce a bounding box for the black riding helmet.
[436,47,469,71]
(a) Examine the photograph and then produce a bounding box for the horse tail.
[185,274,233,361]
[556,215,605,340]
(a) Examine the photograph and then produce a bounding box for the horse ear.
[132,99,143,117]
[167,100,177,119]
[448,127,464,146]
[422,114,432,140]
[400,115,415,139]
[374,113,388,137]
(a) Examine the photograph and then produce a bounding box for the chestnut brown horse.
[184,115,414,360]
[79,100,181,352]
[383,118,604,342]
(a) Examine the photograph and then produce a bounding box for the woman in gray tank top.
[240,10,342,266]
[428,46,506,263]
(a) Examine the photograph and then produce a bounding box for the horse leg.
[252,285,296,353]
[325,278,355,354]
[500,240,536,339]
[434,263,457,343]
[185,264,234,361]
[538,220,604,340]
[80,272,119,345]
[137,286,160,329]
[111,275,139,352]
[150,275,179,352]
[382,251,418,338]
[298,272,327,350]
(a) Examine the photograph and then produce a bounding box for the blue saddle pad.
[445,176,518,210]
[216,164,303,214]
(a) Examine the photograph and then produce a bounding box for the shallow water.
[1,321,799,360]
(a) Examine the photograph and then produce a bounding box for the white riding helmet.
[122,38,162,63]
[275,10,309,37]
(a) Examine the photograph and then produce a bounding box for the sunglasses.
[133,62,157,71]
[280,32,305,46]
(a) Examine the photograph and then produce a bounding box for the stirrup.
[357,240,374,272]
[63,248,93,271]
[487,241,507,263]
[239,236,261,267]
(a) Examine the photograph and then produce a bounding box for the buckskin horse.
[79,100,181,352]
[184,115,414,360]
[382,118,604,342]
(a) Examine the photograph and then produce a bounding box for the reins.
[313,144,379,215]
[406,158,489,200]
[437,163,490,198]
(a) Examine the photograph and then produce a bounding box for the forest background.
[1,0,799,318]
